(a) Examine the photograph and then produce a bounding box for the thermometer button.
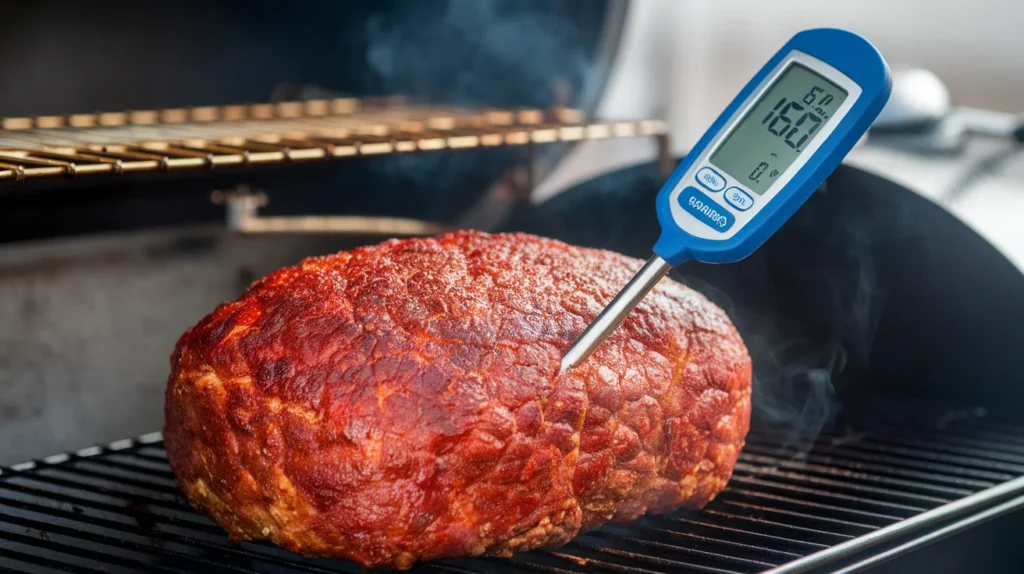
[724,187,754,211]
[679,187,735,232]
[695,167,726,192]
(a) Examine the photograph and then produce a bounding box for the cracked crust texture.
[164,230,751,569]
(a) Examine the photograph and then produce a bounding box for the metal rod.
[669,516,830,550]
[577,531,777,568]
[657,132,675,178]
[743,434,1013,482]
[765,473,1024,573]
[722,487,906,522]
[738,447,990,493]
[702,509,851,540]
[215,188,451,236]
[628,524,804,560]
[559,255,672,374]
[833,493,1024,574]
[729,470,938,510]
[238,215,451,236]
[733,462,952,505]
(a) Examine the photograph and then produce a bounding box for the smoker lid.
[500,158,1024,426]
[0,0,622,116]
[0,0,628,242]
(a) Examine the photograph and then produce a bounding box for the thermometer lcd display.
[710,63,848,195]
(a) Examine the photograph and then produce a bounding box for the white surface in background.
[874,68,951,129]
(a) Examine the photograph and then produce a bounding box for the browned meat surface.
[164,230,752,569]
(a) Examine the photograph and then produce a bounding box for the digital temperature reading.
[710,63,848,195]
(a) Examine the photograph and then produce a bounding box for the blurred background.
[1,1,1024,572]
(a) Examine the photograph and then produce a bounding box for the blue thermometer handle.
[561,28,891,373]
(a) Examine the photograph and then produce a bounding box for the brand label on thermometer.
[679,187,735,232]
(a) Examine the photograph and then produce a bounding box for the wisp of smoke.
[360,0,604,197]
[364,0,596,107]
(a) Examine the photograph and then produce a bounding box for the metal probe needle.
[559,255,673,374]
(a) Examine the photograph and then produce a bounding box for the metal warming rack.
[0,98,667,184]
[2,402,1024,573]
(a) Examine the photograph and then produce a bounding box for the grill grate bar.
[793,424,1024,465]
[435,558,542,574]
[732,463,952,506]
[742,435,1014,482]
[701,509,855,544]
[0,529,192,574]
[80,456,177,480]
[739,445,993,492]
[12,471,197,514]
[866,422,1024,455]
[830,441,1024,474]
[715,501,876,534]
[501,558,589,574]
[132,449,175,464]
[33,457,181,490]
[580,530,779,569]
[0,497,350,574]
[855,433,1024,466]
[0,478,222,532]
[727,472,930,514]
[719,487,905,524]
[615,522,804,561]
[41,463,180,493]
[748,430,1024,475]
[501,561,584,574]
[658,517,830,551]
[546,546,740,574]
[0,545,107,574]
[0,566,43,574]
[417,564,493,574]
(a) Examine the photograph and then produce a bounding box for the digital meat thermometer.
[560,28,892,373]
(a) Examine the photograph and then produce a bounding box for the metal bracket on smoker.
[656,132,675,179]
[211,185,452,237]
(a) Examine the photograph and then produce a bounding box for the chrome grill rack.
[0,99,666,185]
[2,404,1023,573]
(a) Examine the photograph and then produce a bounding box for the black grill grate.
[2,413,1024,574]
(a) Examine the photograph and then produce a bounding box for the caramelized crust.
[164,231,751,569]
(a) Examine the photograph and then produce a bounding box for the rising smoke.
[364,0,599,108]
[359,0,607,204]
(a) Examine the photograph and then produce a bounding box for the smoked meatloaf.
[164,230,752,569]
